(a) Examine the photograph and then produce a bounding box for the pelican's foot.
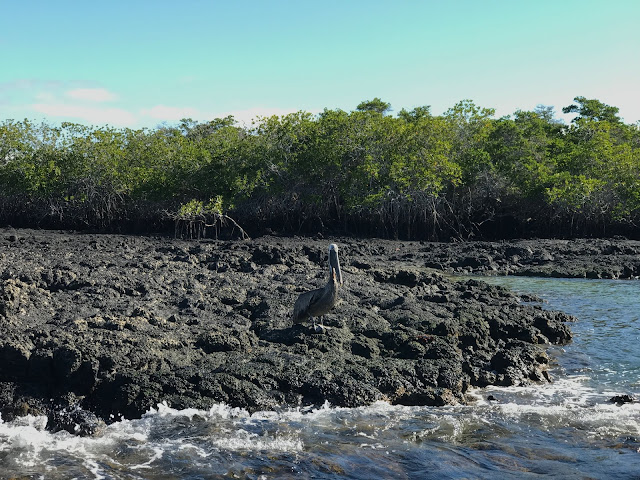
[312,323,329,334]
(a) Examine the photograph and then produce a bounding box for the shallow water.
[1,277,639,479]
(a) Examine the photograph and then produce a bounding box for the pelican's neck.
[328,246,342,285]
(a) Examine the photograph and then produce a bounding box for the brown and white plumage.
[292,243,343,331]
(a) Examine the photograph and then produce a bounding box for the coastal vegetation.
[1,96,639,240]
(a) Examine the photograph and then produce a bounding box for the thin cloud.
[141,105,202,121]
[217,106,316,125]
[66,88,119,102]
[31,102,136,126]
[35,91,57,102]
[138,105,316,127]
[0,79,66,93]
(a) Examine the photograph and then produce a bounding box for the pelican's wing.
[292,287,323,323]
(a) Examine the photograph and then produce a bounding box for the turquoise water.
[1,277,639,479]
[487,277,640,394]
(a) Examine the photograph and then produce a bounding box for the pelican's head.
[328,243,343,285]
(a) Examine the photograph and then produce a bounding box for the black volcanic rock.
[0,229,588,434]
[610,394,635,405]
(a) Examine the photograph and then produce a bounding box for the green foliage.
[177,196,224,218]
[172,196,247,240]
[562,96,621,123]
[356,98,392,115]
[445,100,496,183]
[1,96,639,239]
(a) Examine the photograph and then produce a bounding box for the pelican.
[292,243,343,332]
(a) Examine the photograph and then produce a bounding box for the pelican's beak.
[329,243,343,285]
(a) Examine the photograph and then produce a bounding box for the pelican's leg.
[313,316,329,334]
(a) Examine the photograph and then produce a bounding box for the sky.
[1,0,639,129]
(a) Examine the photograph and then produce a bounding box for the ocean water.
[1,277,639,479]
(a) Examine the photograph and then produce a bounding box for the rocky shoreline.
[1,229,637,435]
[421,237,640,279]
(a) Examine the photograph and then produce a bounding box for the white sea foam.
[0,402,307,478]
[0,413,122,475]
[149,400,251,421]
[1,381,638,479]
[466,375,640,445]
[133,401,305,452]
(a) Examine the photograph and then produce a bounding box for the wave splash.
[1,377,639,479]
